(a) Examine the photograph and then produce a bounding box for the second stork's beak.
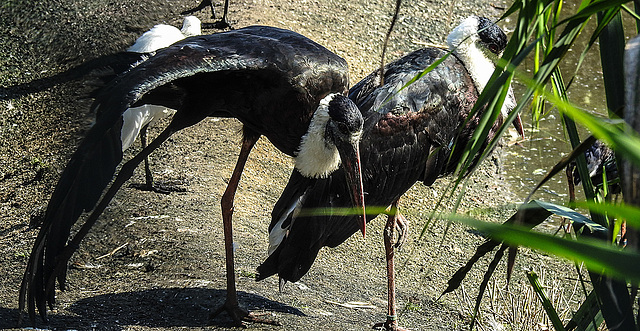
[514,113,525,139]
[336,138,367,237]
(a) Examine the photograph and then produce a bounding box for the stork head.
[295,93,367,236]
[446,16,508,59]
[181,16,202,37]
[447,16,524,138]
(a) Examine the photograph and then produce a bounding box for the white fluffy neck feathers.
[447,16,514,116]
[294,94,342,178]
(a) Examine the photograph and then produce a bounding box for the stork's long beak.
[336,139,367,237]
[513,113,525,139]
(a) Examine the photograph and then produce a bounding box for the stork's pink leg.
[210,130,279,326]
[374,199,409,331]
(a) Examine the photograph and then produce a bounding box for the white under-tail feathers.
[268,196,303,255]
[294,93,344,178]
[447,16,516,117]
[120,105,176,151]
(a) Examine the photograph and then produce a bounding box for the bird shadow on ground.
[1,288,304,330]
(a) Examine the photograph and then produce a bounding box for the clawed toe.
[130,181,186,194]
[209,301,281,327]
[373,319,409,331]
[373,318,410,331]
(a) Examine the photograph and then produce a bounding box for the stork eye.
[336,122,350,134]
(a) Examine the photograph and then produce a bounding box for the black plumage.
[570,140,617,187]
[567,140,619,201]
[258,46,493,282]
[19,26,366,326]
[257,16,520,330]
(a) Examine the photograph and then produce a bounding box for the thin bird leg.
[374,199,409,331]
[141,125,154,189]
[220,0,230,26]
[180,0,215,18]
[566,165,576,203]
[130,125,185,194]
[210,129,279,326]
[185,0,232,30]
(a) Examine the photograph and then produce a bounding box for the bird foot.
[209,301,281,327]
[373,318,410,331]
[129,181,187,194]
[393,212,409,250]
[202,20,233,30]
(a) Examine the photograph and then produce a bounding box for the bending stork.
[256,16,524,331]
[19,26,366,327]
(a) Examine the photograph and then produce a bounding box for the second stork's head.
[447,16,524,137]
[295,93,367,235]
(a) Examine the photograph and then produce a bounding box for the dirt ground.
[1,0,584,330]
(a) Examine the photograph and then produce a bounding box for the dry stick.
[95,243,129,260]
[378,0,402,87]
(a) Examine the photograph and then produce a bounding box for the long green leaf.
[449,215,640,284]
[527,271,566,331]
[575,201,640,229]
[598,9,626,118]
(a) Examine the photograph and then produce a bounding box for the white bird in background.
[127,16,202,53]
[120,16,203,192]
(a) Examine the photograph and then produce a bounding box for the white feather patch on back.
[121,105,176,151]
[294,94,341,178]
[180,16,201,37]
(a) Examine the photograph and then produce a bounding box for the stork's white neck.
[447,17,495,96]
[447,17,515,115]
[294,94,341,178]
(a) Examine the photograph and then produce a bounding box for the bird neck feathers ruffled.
[295,94,342,178]
[447,16,515,116]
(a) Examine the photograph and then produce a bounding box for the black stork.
[182,0,231,30]
[256,16,524,330]
[19,26,366,327]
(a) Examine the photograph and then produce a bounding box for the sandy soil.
[1,0,583,330]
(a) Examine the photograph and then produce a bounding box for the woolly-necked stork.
[256,16,524,330]
[19,26,366,327]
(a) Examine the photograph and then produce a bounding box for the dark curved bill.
[337,140,367,237]
[514,113,525,138]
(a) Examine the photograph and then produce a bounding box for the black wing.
[257,47,482,283]
[20,25,347,322]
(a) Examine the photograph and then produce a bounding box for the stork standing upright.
[19,26,366,327]
[256,16,524,331]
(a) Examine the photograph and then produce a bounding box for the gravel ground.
[1,0,583,330]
